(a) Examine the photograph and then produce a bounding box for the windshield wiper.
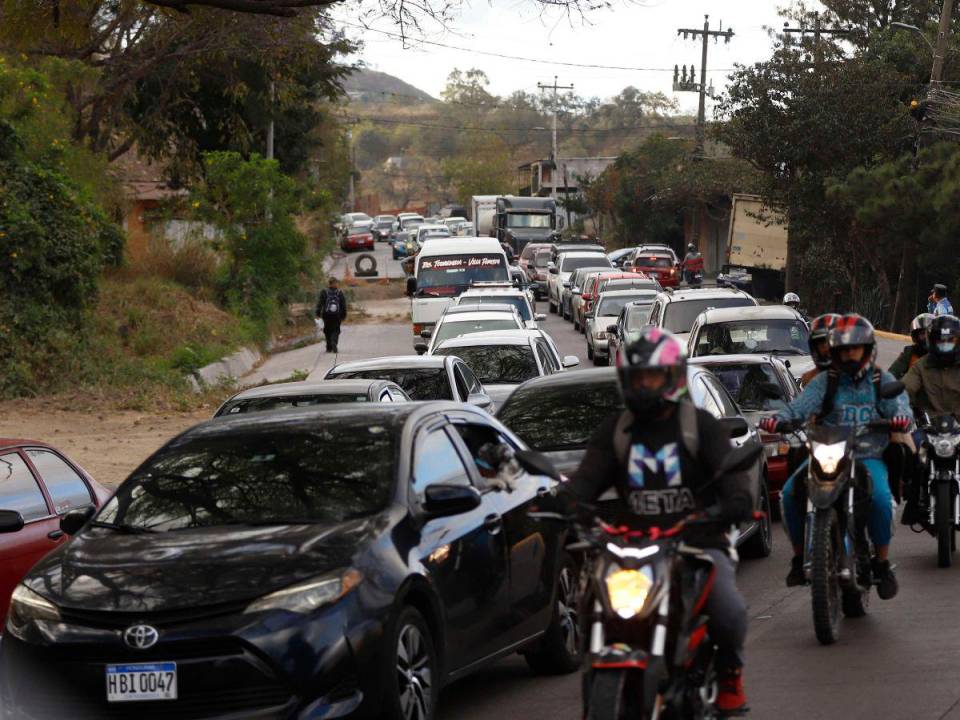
[90,520,159,534]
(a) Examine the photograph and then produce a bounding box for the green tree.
[191,151,309,324]
[441,68,496,106]
[441,138,513,205]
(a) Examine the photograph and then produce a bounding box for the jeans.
[703,549,747,672]
[781,458,894,548]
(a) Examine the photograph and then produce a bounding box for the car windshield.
[597,294,650,317]
[533,250,552,267]
[433,318,520,346]
[401,218,424,228]
[95,423,397,531]
[330,368,452,400]
[561,257,611,272]
[507,213,551,228]
[375,219,393,228]
[416,254,509,294]
[706,363,789,412]
[662,298,756,334]
[636,256,673,268]
[464,296,531,321]
[693,319,809,357]
[498,380,623,451]
[218,394,370,415]
[625,304,653,331]
[436,345,538,384]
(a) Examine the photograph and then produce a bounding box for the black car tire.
[740,479,773,559]
[381,606,438,720]
[524,554,583,675]
[587,343,594,361]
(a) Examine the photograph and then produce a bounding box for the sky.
[333,0,825,114]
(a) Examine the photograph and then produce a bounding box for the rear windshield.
[706,363,789,412]
[330,368,452,400]
[498,380,623,451]
[693,319,809,357]
[663,298,756,334]
[635,256,674,268]
[597,294,652,317]
[464,296,531,321]
[625,304,653,331]
[217,394,370,416]
[433,318,520,346]
[95,422,397,531]
[560,256,611,272]
[435,345,539,385]
[416,253,509,294]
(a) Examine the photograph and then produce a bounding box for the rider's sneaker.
[872,558,899,600]
[716,668,748,715]
[785,556,805,587]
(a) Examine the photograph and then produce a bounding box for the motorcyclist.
[890,313,934,379]
[760,314,912,595]
[901,315,960,522]
[783,292,809,322]
[928,283,954,317]
[800,313,841,386]
[569,328,754,714]
[681,243,704,285]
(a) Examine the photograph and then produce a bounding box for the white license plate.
[106,662,177,702]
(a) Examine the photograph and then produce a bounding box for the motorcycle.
[778,399,901,645]
[532,444,761,719]
[683,268,703,287]
[918,414,960,567]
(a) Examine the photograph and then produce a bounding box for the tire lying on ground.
[355,253,378,277]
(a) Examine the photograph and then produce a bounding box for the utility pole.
[537,76,574,167]
[782,12,853,66]
[932,0,955,83]
[676,15,733,246]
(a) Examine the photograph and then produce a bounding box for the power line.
[340,21,737,73]
[342,116,698,135]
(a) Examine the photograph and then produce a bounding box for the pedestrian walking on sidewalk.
[316,276,348,352]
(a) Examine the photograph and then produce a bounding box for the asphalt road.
[263,253,958,719]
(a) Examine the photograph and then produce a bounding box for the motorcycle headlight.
[604,566,654,619]
[6,584,61,640]
[932,434,960,458]
[244,569,362,615]
[812,441,846,476]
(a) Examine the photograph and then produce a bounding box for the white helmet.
[783,292,800,307]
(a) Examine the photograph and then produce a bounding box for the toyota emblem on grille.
[123,624,159,650]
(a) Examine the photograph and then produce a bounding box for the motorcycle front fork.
[803,487,862,585]
[927,460,960,527]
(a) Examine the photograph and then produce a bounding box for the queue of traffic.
[0,233,953,720]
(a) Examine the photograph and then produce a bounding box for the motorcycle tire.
[936,481,953,568]
[810,509,842,645]
[587,670,645,720]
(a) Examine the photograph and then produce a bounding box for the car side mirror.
[549,266,559,275]
[422,484,482,518]
[514,450,562,481]
[606,324,618,334]
[759,382,784,400]
[0,509,24,534]
[60,505,95,536]
[881,381,905,399]
[562,355,580,368]
[405,276,417,297]
[414,341,429,355]
[719,416,751,439]
[534,313,546,321]
[467,392,493,411]
[420,329,432,339]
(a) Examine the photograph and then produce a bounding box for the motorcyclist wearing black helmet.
[890,313,934,380]
[569,327,755,714]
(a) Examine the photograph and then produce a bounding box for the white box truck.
[719,194,788,300]
[471,195,498,238]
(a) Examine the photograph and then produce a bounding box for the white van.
[406,238,510,348]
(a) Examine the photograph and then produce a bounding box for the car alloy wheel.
[557,564,581,656]
[396,621,434,720]
[525,553,583,674]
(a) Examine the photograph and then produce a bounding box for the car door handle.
[47,530,64,540]
[483,513,503,534]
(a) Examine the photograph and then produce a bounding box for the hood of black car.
[25,518,382,613]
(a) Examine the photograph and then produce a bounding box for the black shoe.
[872,558,899,600]
[786,556,805,587]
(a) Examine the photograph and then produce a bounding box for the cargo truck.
[718,193,788,300]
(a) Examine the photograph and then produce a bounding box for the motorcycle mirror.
[880,381,905,399]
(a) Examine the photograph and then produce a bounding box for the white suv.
[546,251,611,314]
[645,287,758,341]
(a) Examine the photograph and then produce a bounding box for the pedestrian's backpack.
[612,401,700,466]
[816,368,884,422]
[323,291,340,317]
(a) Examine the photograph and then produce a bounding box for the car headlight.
[6,584,61,639]
[812,441,845,476]
[245,569,362,615]
[604,566,654,619]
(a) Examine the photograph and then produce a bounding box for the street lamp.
[890,21,936,54]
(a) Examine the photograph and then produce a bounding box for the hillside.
[344,68,435,103]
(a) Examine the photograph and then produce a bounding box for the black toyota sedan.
[0,403,579,720]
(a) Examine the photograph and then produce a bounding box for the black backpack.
[612,401,700,466]
[322,290,341,318]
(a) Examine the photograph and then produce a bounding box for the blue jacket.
[774,368,912,459]
[928,297,954,316]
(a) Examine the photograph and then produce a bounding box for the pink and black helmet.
[616,326,688,415]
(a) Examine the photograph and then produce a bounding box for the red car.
[0,439,110,626]
[340,229,374,252]
[631,251,680,287]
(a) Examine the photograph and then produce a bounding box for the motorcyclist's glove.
[759,416,780,434]
[890,415,911,432]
